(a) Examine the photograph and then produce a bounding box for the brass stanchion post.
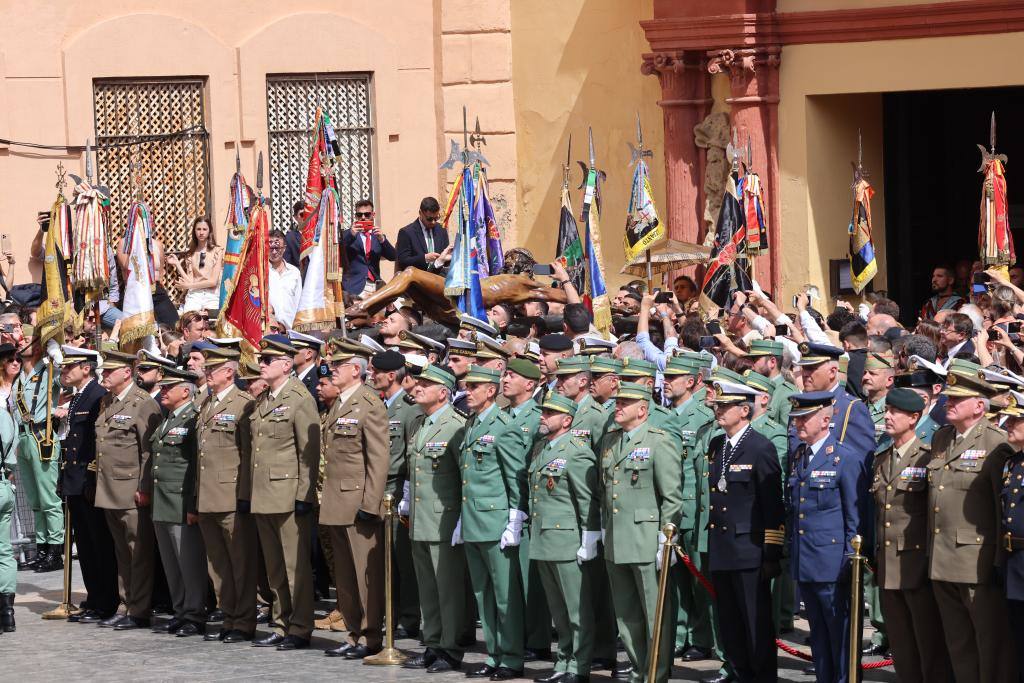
[646,523,676,683]
[847,534,865,682]
[42,500,74,619]
[365,493,406,665]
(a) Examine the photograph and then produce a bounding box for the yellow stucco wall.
[509,0,665,289]
[778,30,1024,303]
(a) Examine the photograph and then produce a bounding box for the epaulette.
[648,426,667,436]
[762,417,782,430]
[453,404,471,419]
[569,436,589,449]
[403,393,417,406]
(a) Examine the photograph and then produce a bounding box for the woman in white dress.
[167,217,224,314]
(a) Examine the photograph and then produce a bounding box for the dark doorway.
[883,86,1024,324]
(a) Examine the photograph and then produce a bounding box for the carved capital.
[641,51,704,78]
[706,46,780,80]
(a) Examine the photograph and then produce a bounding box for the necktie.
[363,233,375,281]
[425,227,435,253]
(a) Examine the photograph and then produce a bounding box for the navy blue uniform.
[707,427,785,683]
[1002,450,1024,678]
[787,432,866,683]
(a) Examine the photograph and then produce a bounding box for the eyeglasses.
[355,211,373,219]
[258,356,284,365]
[421,213,440,223]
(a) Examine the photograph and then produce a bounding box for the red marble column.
[707,46,782,294]
[641,51,713,250]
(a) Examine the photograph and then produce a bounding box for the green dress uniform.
[386,388,423,634]
[12,358,64,549]
[864,394,890,650]
[0,409,18,595]
[461,400,527,670]
[528,424,601,677]
[569,394,607,453]
[767,373,796,426]
[600,399,684,683]
[408,402,469,663]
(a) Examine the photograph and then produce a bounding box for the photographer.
[341,199,395,297]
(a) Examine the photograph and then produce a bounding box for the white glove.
[600,528,606,544]
[857,302,871,322]
[500,509,527,549]
[655,531,677,570]
[576,530,601,565]
[397,480,410,517]
[451,516,463,546]
[46,339,63,365]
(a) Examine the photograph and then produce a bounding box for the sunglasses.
[355,212,372,219]
[421,214,440,223]
[258,356,285,365]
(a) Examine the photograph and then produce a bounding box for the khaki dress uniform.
[195,384,256,636]
[320,382,389,651]
[249,375,321,640]
[94,381,162,619]
[871,437,951,683]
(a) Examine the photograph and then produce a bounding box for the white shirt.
[268,261,302,328]
[727,423,751,449]
[944,339,967,368]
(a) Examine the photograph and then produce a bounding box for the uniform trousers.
[932,579,1017,683]
[878,585,951,683]
[68,494,118,615]
[0,481,14,593]
[411,540,467,661]
[800,580,849,683]
[675,534,719,655]
[587,554,619,663]
[466,540,525,670]
[327,518,385,649]
[104,506,154,618]
[770,556,796,631]
[1008,598,1024,682]
[605,560,675,683]
[711,568,776,683]
[16,437,63,545]
[255,511,314,639]
[519,531,552,653]
[863,571,887,647]
[537,559,594,675]
[153,521,208,625]
[393,515,420,632]
[198,511,257,634]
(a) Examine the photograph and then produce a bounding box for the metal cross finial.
[627,113,653,167]
[55,162,67,195]
[851,128,870,186]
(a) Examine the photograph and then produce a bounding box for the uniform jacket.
[248,376,321,515]
[459,403,516,543]
[752,412,788,471]
[569,394,608,453]
[599,420,684,564]
[385,389,423,495]
[194,385,254,513]
[498,399,541,512]
[396,219,450,272]
[927,419,1013,584]
[151,402,199,524]
[787,432,865,583]
[767,374,797,426]
[94,385,162,510]
[915,411,942,445]
[297,365,324,412]
[871,437,931,590]
[707,427,785,571]
[676,391,716,545]
[528,432,600,562]
[13,358,62,462]
[341,228,396,294]
[319,383,389,525]
[1001,450,1024,600]
[59,379,107,498]
[407,405,466,543]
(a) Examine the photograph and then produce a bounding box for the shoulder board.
[569,436,590,449]
[452,405,471,419]
[648,426,667,435]
[494,409,513,424]
[403,393,417,405]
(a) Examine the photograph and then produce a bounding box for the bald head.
[867,313,898,336]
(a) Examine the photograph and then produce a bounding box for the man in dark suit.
[57,346,119,623]
[284,200,304,271]
[342,199,396,296]
[395,197,452,274]
[938,312,976,367]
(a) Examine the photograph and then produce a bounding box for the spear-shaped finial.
[562,133,572,190]
[461,106,469,165]
[235,143,241,176]
[977,110,1008,172]
[851,128,870,186]
[85,139,94,184]
[745,136,753,170]
[726,127,741,175]
[588,126,596,169]
[628,113,653,167]
[577,126,607,193]
[991,110,997,155]
[256,151,265,195]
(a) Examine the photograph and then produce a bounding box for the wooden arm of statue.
[350,266,567,325]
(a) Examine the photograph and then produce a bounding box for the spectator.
[395,197,452,273]
[284,200,304,271]
[341,199,395,297]
[672,274,698,306]
[178,310,208,344]
[166,217,223,314]
[939,312,975,366]
[267,228,302,328]
[920,265,965,320]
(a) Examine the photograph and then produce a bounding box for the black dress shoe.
[403,649,437,668]
[223,630,254,643]
[533,672,566,683]
[344,644,382,659]
[253,633,287,647]
[524,648,551,662]
[205,628,230,641]
[611,663,633,680]
[699,675,735,683]
[78,610,110,624]
[395,624,420,639]
[427,656,461,673]
[98,613,127,628]
[256,610,271,624]
[324,642,354,657]
[680,646,712,661]
[589,658,615,671]
[34,550,64,573]
[862,643,888,656]
[206,608,225,623]
[276,635,310,650]
[153,618,183,634]
[113,616,151,630]
[175,621,204,637]
[490,667,523,681]
[466,663,497,678]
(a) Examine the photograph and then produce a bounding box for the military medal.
[631,470,639,484]
[546,476,555,491]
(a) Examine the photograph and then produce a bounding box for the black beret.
[538,333,573,352]
[371,350,405,372]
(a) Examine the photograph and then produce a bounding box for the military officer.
[94,349,162,630]
[135,348,176,399]
[705,380,785,683]
[320,345,389,659]
[369,349,423,638]
[194,345,257,643]
[871,388,951,683]
[249,334,321,651]
[12,333,64,572]
[528,392,601,683]
[538,333,575,395]
[893,366,946,445]
[400,364,468,673]
[289,330,325,410]
[0,380,17,633]
[747,339,797,427]
[787,391,868,683]
[998,391,1024,676]
[57,346,118,623]
[927,359,1016,681]
[589,357,622,412]
[617,357,682,441]
[150,367,206,637]
[460,313,499,341]
[447,337,477,416]
[599,382,683,683]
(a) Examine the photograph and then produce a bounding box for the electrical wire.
[0,125,207,152]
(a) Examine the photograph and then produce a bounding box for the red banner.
[224,200,270,347]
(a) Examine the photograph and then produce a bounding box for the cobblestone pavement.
[5,565,897,681]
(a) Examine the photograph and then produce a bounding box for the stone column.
[707,46,782,293]
[641,51,713,248]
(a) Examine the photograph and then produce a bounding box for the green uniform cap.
[747,339,784,357]
[201,346,240,367]
[664,355,703,376]
[677,350,713,370]
[943,359,996,398]
[589,356,622,375]
[418,363,456,392]
[464,365,502,384]
[711,366,746,385]
[742,369,775,395]
[101,349,138,369]
[540,392,577,416]
[614,382,653,402]
[507,357,542,381]
[618,357,657,378]
[554,356,590,376]
[157,367,201,386]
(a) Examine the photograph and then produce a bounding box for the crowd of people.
[3,197,1024,683]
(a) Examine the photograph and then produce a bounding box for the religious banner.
[622,154,663,263]
[219,160,255,308]
[699,173,751,314]
[223,197,270,347]
[848,177,877,294]
[978,113,1014,268]
[36,194,74,348]
[119,201,158,346]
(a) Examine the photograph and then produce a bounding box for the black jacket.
[59,379,108,497]
[396,219,449,273]
[341,228,396,294]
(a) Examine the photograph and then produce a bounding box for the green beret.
[507,357,542,381]
[885,387,925,413]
